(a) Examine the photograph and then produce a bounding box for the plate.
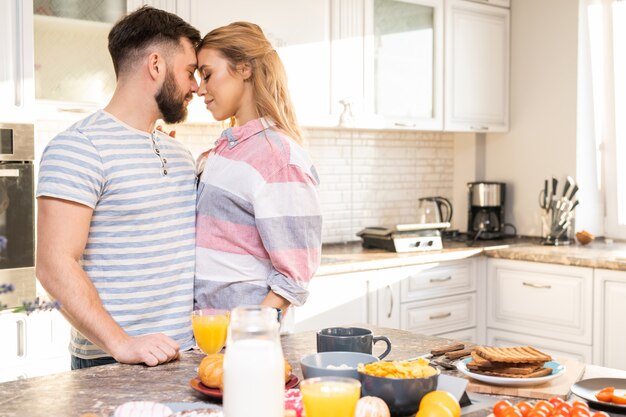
[190,374,299,399]
[456,357,565,387]
[570,378,626,412]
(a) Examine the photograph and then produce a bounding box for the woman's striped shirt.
[194,118,322,310]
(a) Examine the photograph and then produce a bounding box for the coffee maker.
[467,182,506,240]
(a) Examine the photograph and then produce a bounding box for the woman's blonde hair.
[198,22,302,143]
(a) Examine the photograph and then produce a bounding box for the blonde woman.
[194,22,322,319]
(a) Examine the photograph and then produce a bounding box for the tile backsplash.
[35,119,454,244]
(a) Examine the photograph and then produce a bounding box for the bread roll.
[284,359,293,381]
[198,353,225,389]
[198,353,293,389]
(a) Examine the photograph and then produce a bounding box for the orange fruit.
[419,391,461,417]
[416,403,454,417]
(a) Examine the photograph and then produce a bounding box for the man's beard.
[155,71,192,124]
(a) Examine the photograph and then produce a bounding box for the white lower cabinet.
[486,259,593,362]
[372,259,482,341]
[593,269,626,371]
[436,327,477,344]
[0,310,70,383]
[401,293,476,335]
[293,270,371,333]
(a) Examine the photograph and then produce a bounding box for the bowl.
[300,351,378,380]
[358,366,440,417]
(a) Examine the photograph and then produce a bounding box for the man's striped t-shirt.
[37,110,196,359]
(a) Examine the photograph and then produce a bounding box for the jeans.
[71,355,117,370]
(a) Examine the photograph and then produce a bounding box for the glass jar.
[223,306,284,417]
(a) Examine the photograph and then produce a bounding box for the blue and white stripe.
[37,110,196,359]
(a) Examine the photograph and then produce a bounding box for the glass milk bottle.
[223,306,284,417]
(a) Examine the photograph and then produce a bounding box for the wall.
[35,118,455,244]
[483,0,579,236]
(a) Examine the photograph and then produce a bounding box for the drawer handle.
[523,282,552,289]
[17,319,25,358]
[430,276,452,283]
[429,312,452,320]
[386,285,394,319]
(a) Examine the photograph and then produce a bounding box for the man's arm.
[36,196,180,366]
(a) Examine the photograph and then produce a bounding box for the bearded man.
[36,6,200,369]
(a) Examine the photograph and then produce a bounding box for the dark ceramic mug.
[316,327,392,359]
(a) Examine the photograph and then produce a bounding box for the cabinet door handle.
[429,312,452,320]
[16,318,25,358]
[11,0,24,107]
[430,276,452,283]
[386,285,394,319]
[470,125,489,131]
[522,282,552,289]
[394,122,417,128]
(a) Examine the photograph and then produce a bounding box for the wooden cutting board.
[463,357,586,400]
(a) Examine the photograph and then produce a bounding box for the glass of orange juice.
[300,377,361,417]
[191,309,230,354]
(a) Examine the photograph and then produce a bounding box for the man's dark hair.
[108,6,201,77]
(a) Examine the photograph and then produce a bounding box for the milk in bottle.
[223,306,284,417]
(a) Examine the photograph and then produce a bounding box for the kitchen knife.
[543,179,549,210]
[552,177,558,200]
[569,184,579,201]
[563,176,573,198]
[570,200,580,212]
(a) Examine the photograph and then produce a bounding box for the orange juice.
[191,310,229,354]
[300,378,361,417]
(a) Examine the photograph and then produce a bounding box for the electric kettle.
[417,196,453,224]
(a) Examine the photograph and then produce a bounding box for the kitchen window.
[582,0,626,238]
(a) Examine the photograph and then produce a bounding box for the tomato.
[553,402,572,416]
[493,400,513,417]
[570,407,590,417]
[611,393,626,405]
[595,391,613,402]
[548,397,564,408]
[516,401,533,417]
[527,411,549,417]
[569,405,591,417]
[534,400,554,414]
[571,401,588,411]
[599,387,615,393]
[591,412,610,417]
[502,407,523,417]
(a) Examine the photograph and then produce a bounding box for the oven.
[0,122,35,309]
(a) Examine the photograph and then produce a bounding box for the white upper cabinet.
[444,0,510,132]
[363,0,444,130]
[0,0,35,123]
[331,0,443,130]
[188,0,332,126]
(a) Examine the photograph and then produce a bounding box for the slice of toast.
[475,346,552,363]
[466,361,544,375]
[470,351,493,367]
[470,366,553,379]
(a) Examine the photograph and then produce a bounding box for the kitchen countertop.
[1,325,625,417]
[319,237,626,275]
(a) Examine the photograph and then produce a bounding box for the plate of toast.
[456,345,565,387]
